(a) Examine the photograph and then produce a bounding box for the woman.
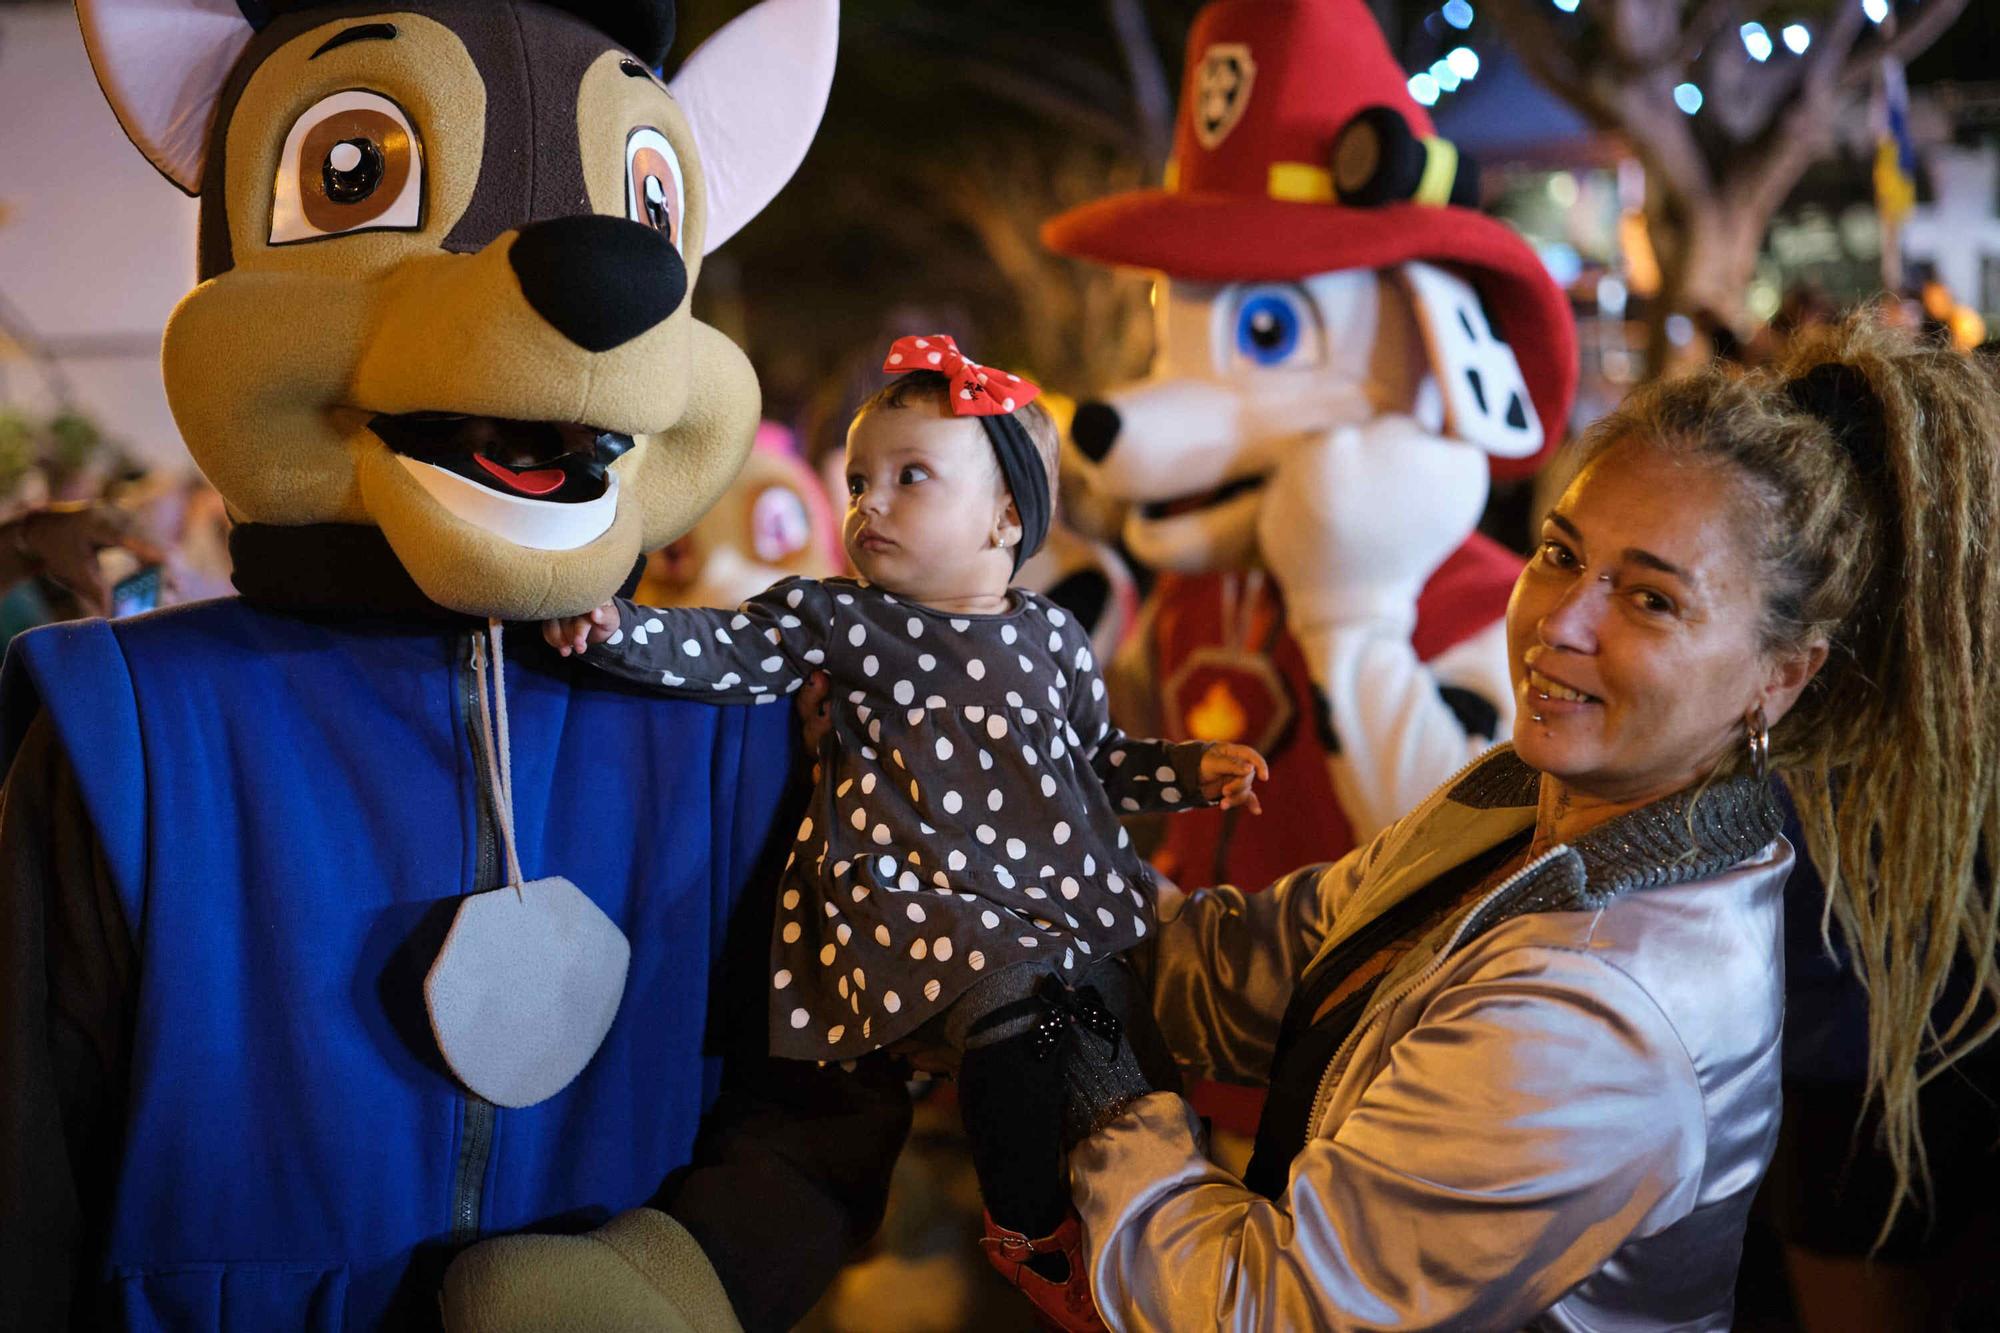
[1054,314,2000,1330]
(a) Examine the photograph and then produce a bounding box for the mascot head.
[77,0,837,618]
[1043,0,1575,574]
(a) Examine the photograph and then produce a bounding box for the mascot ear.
[1395,261,1543,460]
[668,0,837,254]
[75,0,256,196]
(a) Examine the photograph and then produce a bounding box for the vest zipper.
[450,629,500,1242]
[1302,842,1571,1141]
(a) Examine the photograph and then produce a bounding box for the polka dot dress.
[587,576,1211,1059]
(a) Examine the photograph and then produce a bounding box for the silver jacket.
[1075,747,1791,1331]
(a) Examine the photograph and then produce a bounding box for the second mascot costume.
[0,3,907,1331]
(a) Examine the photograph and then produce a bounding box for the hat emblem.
[1193,43,1256,149]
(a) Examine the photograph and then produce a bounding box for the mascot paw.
[440,1208,742,1333]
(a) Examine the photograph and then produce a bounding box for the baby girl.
[546,336,1264,1329]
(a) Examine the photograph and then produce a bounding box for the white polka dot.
[1109,750,1126,767]
[936,737,955,762]
[837,923,852,944]
[1061,877,1081,899]
[942,791,962,814]
[934,937,953,961]
[837,594,853,605]
[828,1024,845,1043]
[1022,745,1038,766]
[967,660,986,681]
[932,871,949,888]
[851,885,870,903]
[974,824,996,845]
[906,709,924,726]
[848,625,866,647]
[1001,625,1017,645]
[910,938,928,960]
[1053,821,1070,844]
[873,824,892,845]
[925,695,946,710]
[858,773,876,796]
[1048,608,1067,627]
[949,618,970,631]
[783,921,802,943]
[780,615,801,629]
[906,617,924,638]
[906,903,927,922]
[1092,678,1105,701]
[1002,397,1015,411]
[871,854,892,878]
[762,656,783,673]
[782,888,801,909]
[910,779,922,801]
[884,991,902,1014]
[1121,798,1139,811]
[1162,787,1182,803]
[875,924,892,946]
[1041,775,1057,797]
[987,789,1003,812]
[1047,685,1062,708]
[1049,630,1063,651]
[1006,837,1026,860]
[851,808,867,831]
[1019,655,1035,674]
[1096,907,1115,927]
[715,627,733,644]
[978,750,994,771]
[863,655,879,677]
[1039,865,1054,878]
[774,968,793,988]
[819,943,836,965]
[982,910,1001,929]
[683,639,702,657]
[986,715,1008,740]
[791,1008,810,1028]
[1064,949,1076,970]
[893,749,907,767]
[1078,940,1092,955]
[924,978,942,1002]
[995,866,1016,889]
[1083,855,1096,875]
[868,719,883,743]
[899,870,919,892]
[948,850,967,871]
[1025,884,1046,899]
[804,648,825,665]
[968,950,986,971]
[1118,827,1131,848]
[1134,917,1148,936]
[893,680,914,705]
[918,653,936,671]
[1018,935,1038,948]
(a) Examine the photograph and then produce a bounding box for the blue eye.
[1234,290,1314,367]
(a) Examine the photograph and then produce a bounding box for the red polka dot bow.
[882,335,1041,417]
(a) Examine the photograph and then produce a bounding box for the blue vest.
[1,599,797,1330]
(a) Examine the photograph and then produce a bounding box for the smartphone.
[110,565,162,618]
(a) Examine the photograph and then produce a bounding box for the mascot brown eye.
[624,127,685,251]
[271,90,424,244]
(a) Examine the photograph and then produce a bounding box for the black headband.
[979,412,1051,575]
[1785,362,1888,479]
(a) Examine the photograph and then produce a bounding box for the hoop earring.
[1744,704,1770,780]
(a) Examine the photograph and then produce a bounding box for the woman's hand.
[1201,742,1269,814]
[544,602,618,656]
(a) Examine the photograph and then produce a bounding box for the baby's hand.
[544,602,620,657]
[1201,742,1270,815]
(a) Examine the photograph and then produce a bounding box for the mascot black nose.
[1070,401,1122,463]
[509,215,688,353]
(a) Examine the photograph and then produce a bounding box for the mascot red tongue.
[1045,0,1576,905]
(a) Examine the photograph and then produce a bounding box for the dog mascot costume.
[1045,0,1577,894]
[0,3,911,1330]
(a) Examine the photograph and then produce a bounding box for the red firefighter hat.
[1043,0,1576,474]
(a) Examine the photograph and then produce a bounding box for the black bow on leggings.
[1027,974,1122,1062]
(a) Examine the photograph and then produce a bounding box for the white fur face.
[1077,271,1430,572]
[1071,265,1535,575]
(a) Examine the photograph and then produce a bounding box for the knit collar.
[1447,748,1784,922]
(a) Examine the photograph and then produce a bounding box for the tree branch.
[1105,0,1175,177]
[1840,0,1971,90]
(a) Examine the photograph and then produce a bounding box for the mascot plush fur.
[0,4,907,1331]
[1044,0,1577,902]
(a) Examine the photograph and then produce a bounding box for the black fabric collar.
[227,523,642,622]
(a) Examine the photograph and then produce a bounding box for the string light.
[1782,23,1811,54]
[1740,22,1773,62]
[1446,46,1480,79]
[1408,72,1441,106]
[1430,59,1462,92]
[1552,0,1579,12]
[1442,0,1475,30]
[1862,0,1889,22]
[1673,82,1704,114]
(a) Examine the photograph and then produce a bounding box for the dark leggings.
[959,1028,1070,1237]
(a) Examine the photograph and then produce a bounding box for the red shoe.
[978,1208,1110,1332]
